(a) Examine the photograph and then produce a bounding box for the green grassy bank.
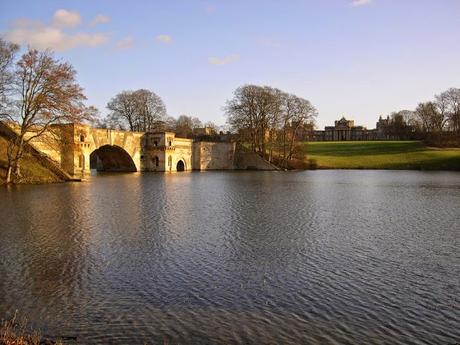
[0,136,64,184]
[303,141,460,170]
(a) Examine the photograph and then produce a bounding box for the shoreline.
[2,167,460,186]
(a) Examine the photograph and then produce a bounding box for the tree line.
[225,85,317,168]
[381,88,460,144]
[99,91,219,138]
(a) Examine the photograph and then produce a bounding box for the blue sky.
[1,0,459,128]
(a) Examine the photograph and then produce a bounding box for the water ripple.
[0,171,459,344]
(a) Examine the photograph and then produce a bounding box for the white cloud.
[91,14,110,26]
[155,34,173,44]
[208,54,240,66]
[52,9,81,28]
[115,36,134,50]
[3,10,109,51]
[351,0,372,6]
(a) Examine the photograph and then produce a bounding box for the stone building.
[140,131,237,172]
[311,116,389,141]
[142,132,194,172]
[193,127,215,136]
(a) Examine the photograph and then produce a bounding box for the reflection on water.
[0,171,459,344]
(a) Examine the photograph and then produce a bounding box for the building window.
[154,141,158,146]
[80,135,85,142]
[168,155,172,167]
[154,156,159,167]
[168,140,172,147]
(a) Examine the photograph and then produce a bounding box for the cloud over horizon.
[3,9,109,51]
[155,34,173,44]
[115,36,134,50]
[91,14,110,26]
[52,9,81,28]
[351,0,372,6]
[208,54,240,66]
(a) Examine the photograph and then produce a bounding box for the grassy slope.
[0,136,63,184]
[303,141,460,170]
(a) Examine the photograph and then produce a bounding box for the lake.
[0,171,459,344]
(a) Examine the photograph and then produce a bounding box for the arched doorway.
[90,145,137,172]
[151,156,160,170]
[176,160,185,172]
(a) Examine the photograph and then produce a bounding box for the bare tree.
[174,114,202,137]
[225,85,259,151]
[0,38,19,112]
[279,94,317,167]
[106,89,166,131]
[164,116,177,131]
[132,89,167,131]
[383,111,413,140]
[203,121,219,133]
[3,48,94,184]
[439,88,460,133]
[415,101,444,132]
[225,85,317,166]
[225,85,280,155]
[106,91,137,130]
[434,93,450,131]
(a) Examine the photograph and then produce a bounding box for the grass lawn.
[0,136,63,184]
[303,141,460,170]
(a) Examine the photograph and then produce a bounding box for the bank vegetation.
[375,88,460,147]
[225,85,317,169]
[0,312,65,345]
[0,38,95,184]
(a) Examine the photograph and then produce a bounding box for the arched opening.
[90,145,137,172]
[176,160,185,172]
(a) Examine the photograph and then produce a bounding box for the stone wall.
[234,147,279,171]
[0,122,73,180]
[140,132,193,172]
[192,142,236,170]
[171,137,193,172]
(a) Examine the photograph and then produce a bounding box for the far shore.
[301,140,460,171]
[2,140,460,185]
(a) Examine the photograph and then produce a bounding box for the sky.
[1,0,459,129]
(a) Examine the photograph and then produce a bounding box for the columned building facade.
[311,116,389,141]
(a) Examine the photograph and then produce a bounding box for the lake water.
[0,171,459,345]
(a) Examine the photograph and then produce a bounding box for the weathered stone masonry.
[18,123,276,178]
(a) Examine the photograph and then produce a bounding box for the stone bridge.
[3,122,278,178]
[52,123,197,177]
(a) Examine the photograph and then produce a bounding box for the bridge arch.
[176,159,185,172]
[90,145,137,172]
